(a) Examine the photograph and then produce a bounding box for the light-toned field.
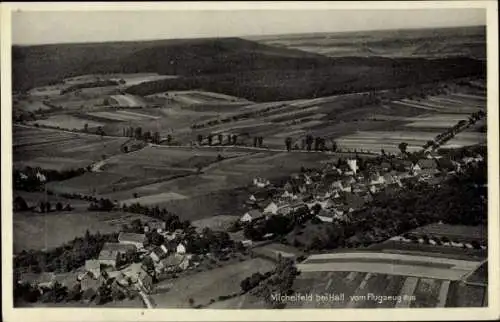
[28,114,104,130]
[151,258,275,308]
[87,110,150,122]
[13,210,163,253]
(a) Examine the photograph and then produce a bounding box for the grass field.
[13,210,163,253]
[151,258,275,308]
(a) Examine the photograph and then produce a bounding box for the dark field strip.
[445,281,486,307]
[304,257,454,269]
[410,278,442,308]
[377,275,406,308]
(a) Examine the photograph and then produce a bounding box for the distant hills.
[13,26,486,101]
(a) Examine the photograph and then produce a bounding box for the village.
[239,148,485,228]
[14,142,486,308]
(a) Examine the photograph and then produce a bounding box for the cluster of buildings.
[19,224,198,303]
[240,152,483,226]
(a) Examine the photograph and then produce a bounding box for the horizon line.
[12,24,486,47]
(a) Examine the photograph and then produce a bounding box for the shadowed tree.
[197,134,203,145]
[218,134,223,145]
[258,136,263,147]
[305,135,314,151]
[285,137,292,152]
[398,142,408,155]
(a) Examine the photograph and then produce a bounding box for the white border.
[1,2,499,321]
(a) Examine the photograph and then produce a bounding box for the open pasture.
[13,210,163,253]
[151,258,275,308]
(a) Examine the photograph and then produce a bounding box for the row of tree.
[285,135,336,152]
[122,126,162,144]
[196,133,239,146]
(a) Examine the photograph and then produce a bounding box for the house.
[240,209,264,223]
[120,263,146,284]
[101,242,137,254]
[148,221,167,233]
[253,177,270,188]
[52,272,79,290]
[98,249,120,268]
[80,274,102,292]
[118,232,146,249]
[176,242,187,254]
[383,173,397,185]
[346,159,358,174]
[263,201,279,215]
[149,245,169,263]
[416,159,438,170]
[317,209,335,223]
[85,260,101,278]
[159,254,189,272]
[380,162,392,171]
[369,173,385,185]
[436,158,455,172]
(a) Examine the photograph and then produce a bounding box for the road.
[135,284,154,308]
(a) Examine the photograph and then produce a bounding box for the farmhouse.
[98,249,120,268]
[118,232,146,249]
[417,158,438,170]
[240,209,264,223]
[263,201,279,215]
[176,242,187,254]
[85,259,101,278]
[150,245,169,262]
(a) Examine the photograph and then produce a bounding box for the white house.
[249,194,257,202]
[176,242,186,254]
[263,201,279,215]
[240,209,264,223]
[347,159,358,175]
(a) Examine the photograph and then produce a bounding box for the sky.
[12,8,486,45]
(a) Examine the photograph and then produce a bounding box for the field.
[151,258,275,308]
[249,26,486,60]
[13,125,128,170]
[288,248,485,308]
[13,210,164,253]
[28,114,104,130]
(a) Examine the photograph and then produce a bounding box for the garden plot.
[28,114,104,130]
[151,258,274,308]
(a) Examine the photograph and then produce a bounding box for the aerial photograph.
[10,7,488,310]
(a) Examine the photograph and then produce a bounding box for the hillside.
[12,37,328,91]
[13,33,486,102]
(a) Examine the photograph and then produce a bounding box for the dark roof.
[98,249,119,261]
[102,242,136,252]
[417,159,438,169]
[118,232,146,244]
